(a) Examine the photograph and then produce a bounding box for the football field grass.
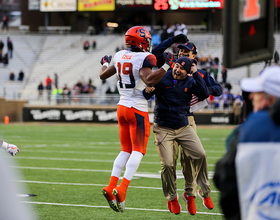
[0,123,234,219]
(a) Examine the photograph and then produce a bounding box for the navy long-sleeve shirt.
[143,70,209,129]
[152,36,222,117]
[197,69,222,97]
[152,37,222,96]
[152,37,175,68]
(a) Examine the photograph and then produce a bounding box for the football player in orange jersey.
[100,26,175,212]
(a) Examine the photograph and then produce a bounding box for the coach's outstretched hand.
[172,34,189,43]
[165,52,175,67]
[100,55,112,65]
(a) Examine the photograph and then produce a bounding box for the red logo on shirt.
[122,54,132,60]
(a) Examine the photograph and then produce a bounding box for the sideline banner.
[23,107,233,124]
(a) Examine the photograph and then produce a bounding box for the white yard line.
[16,180,220,193]
[12,166,112,172]
[22,201,224,216]
[15,156,160,164]
[13,166,216,177]
[22,149,161,157]
[22,149,224,157]
[14,157,216,167]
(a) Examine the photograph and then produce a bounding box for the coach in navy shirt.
[143,57,213,215]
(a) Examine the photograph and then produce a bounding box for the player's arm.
[99,55,116,80]
[140,53,174,87]
[152,34,188,68]
[143,86,156,100]
[200,70,223,96]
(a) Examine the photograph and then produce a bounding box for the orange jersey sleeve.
[143,54,157,69]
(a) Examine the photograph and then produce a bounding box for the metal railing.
[23,93,121,106]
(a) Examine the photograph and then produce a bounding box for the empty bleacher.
[0,34,44,99]
[1,32,279,105]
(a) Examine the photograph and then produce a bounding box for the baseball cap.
[177,42,197,54]
[176,57,193,73]
[240,66,280,98]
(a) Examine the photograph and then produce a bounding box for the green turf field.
[0,123,234,219]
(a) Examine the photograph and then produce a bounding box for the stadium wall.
[22,106,234,125]
[0,98,27,123]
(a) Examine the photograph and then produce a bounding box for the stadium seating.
[0,32,279,104]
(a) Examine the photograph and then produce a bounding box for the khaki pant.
[174,116,210,197]
[153,122,211,201]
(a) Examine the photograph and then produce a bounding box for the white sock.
[111,151,131,177]
[124,151,143,181]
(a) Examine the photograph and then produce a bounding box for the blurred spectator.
[62,84,71,104]
[7,37,13,59]
[152,31,161,47]
[73,80,83,93]
[37,82,44,100]
[83,40,90,51]
[9,71,15,81]
[45,75,53,104]
[52,86,62,104]
[222,88,230,109]
[0,40,4,54]
[54,73,58,87]
[228,91,235,108]
[208,94,214,108]
[3,53,8,66]
[199,56,208,71]
[205,55,213,73]
[274,51,279,64]
[45,75,52,88]
[92,40,96,50]
[160,27,169,42]
[18,70,24,81]
[232,99,242,124]
[1,14,8,32]
[224,82,232,92]
[214,66,280,220]
[166,24,175,37]
[212,57,220,80]
[235,92,243,103]
[221,65,227,84]
[88,82,96,104]
[179,22,188,35]
[214,96,220,109]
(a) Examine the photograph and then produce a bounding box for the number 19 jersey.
[113,49,157,112]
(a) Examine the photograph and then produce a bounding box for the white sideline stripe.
[15,156,160,165]
[16,180,220,193]
[13,166,215,180]
[22,149,160,157]
[22,201,223,215]
[22,149,222,158]
[14,156,215,167]
[12,166,112,172]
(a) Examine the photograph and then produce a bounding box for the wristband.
[161,63,170,72]
[103,62,109,67]
[1,141,8,149]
